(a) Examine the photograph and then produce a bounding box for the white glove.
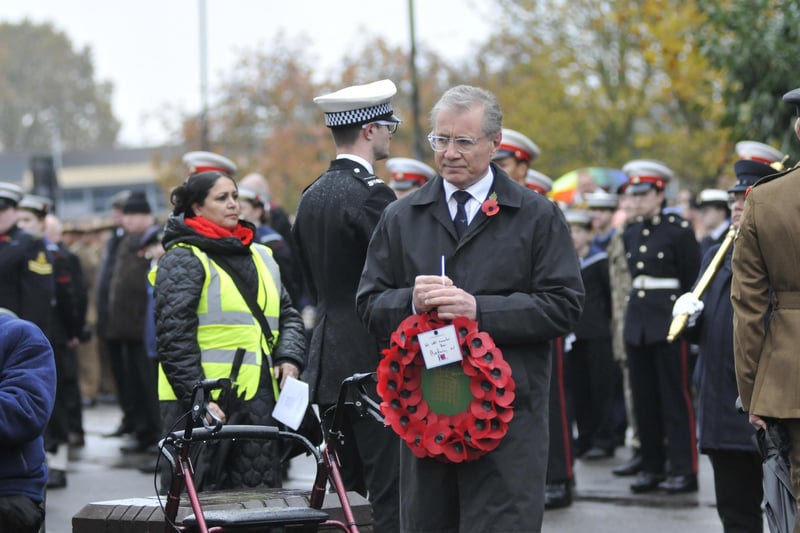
[563,332,576,353]
[672,293,704,328]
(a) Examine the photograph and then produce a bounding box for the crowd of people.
[2,79,800,533]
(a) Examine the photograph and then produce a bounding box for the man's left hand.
[425,286,477,321]
[274,362,300,389]
[749,413,767,430]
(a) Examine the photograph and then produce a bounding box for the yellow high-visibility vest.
[154,242,281,402]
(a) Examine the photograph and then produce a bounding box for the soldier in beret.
[732,88,800,531]
[622,160,701,494]
[0,183,54,333]
[293,79,401,531]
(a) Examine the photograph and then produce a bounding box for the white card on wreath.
[272,376,309,430]
[418,324,463,369]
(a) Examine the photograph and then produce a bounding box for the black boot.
[612,449,643,476]
[544,481,572,509]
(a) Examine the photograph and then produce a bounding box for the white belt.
[631,275,680,290]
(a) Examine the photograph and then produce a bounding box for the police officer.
[491,128,540,186]
[622,160,701,494]
[0,183,54,333]
[293,79,400,531]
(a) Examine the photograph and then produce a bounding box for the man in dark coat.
[357,85,584,533]
[674,154,778,533]
[293,79,400,531]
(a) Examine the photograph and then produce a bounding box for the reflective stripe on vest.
[156,242,281,402]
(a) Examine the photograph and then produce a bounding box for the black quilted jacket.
[154,214,306,407]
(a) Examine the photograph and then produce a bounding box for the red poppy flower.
[481,198,500,217]
[443,436,470,463]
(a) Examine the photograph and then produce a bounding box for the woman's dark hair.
[171,171,235,217]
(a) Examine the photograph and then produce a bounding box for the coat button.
[637,290,646,298]
[636,261,644,269]
[639,245,647,253]
[670,294,677,301]
[657,252,664,259]
[642,229,650,237]
[626,252,631,258]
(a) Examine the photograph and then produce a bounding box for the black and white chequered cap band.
[324,102,393,128]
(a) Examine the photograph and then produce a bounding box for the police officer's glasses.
[364,120,399,134]
[427,134,486,154]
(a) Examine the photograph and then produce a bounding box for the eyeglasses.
[427,134,487,154]
[363,120,399,134]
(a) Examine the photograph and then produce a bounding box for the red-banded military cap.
[622,159,673,194]
[494,129,540,163]
[386,157,435,191]
[735,141,783,165]
[525,169,552,194]
[0,182,24,210]
[182,151,238,177]
[18,194,52,217]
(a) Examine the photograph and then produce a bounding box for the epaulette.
[750,164,798,189]
[352,168,385,188]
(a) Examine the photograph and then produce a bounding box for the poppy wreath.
[376,311,515,462]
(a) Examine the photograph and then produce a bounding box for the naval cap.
[585,190,619,210]
[386,157,435,191]
[696,188,729,208]
[783,87,800,116]
[735,141,783,165]
[730,160,776,193]
[525,169,552,194]
[183,151,238,177]
[622,159,673,194]
[564,209,593,227]
[18,194,52,217]
[0,182,24,210]
[314,79,400,128]
[493,129,540,163]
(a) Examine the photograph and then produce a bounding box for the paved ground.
[46,402,768,532]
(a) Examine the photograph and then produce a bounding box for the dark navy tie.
[452,190,471,239]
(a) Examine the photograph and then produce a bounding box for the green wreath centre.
[419,363,472,416]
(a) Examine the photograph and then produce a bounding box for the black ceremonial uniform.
[623,211,701,481]
[0,225,54,332]
[293,157,399,531]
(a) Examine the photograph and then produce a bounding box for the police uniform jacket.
[356,165,584,529]
[293,158,396,405]
[623,212,701,345]
[732,168,800,417]
[0,225,54,333]
[686,245,754,452]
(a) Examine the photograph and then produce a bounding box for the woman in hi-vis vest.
[154,170,306,490]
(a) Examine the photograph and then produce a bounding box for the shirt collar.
[336,154,373,174]
[709,219,730,240]
[442,166,494,203]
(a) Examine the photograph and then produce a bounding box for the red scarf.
[185,216,254,245]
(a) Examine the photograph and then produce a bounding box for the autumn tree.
[484,0,730,189]
[698,0,800,161]
[0,20,119,152]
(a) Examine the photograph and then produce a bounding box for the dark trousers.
[0,495,44,533]
[45,342,80,451]
[566,337,616,454]
[626,340,697,475]
[109,339,160,443]
[707,449,763,533]
[547,337,573,484]
[322,403,400,533]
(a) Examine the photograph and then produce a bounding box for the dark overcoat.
[292,158,396,404]
[688,245,756,452]
[356,165,584,532]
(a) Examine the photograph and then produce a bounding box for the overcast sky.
[1,0,491,146]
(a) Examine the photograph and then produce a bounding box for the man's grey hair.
[430,85,503,137]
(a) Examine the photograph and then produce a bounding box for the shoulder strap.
[209,252,275,351]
